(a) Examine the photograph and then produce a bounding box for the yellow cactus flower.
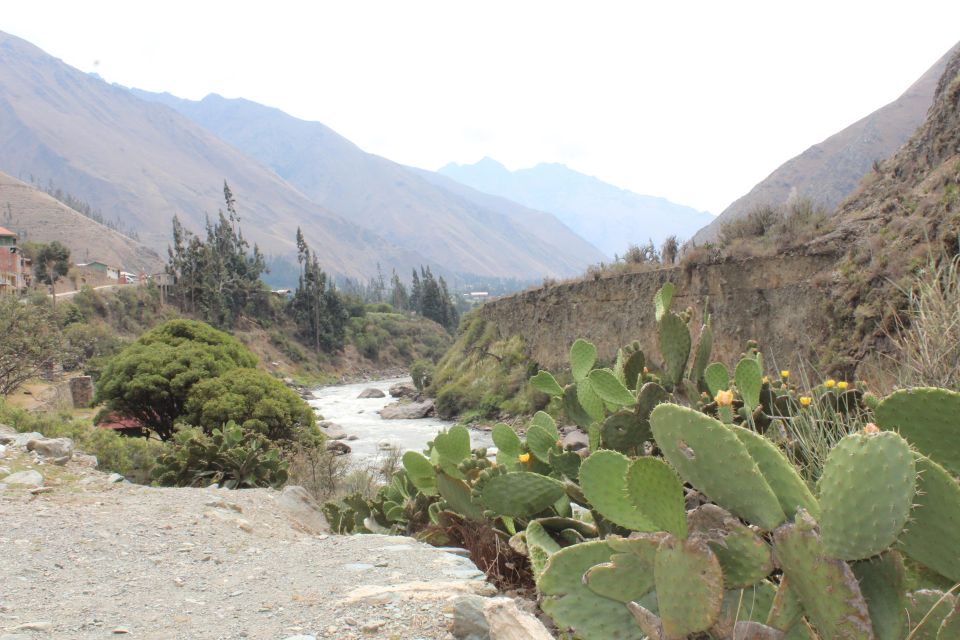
[837,381,849,390]
[780,370,790,379]
[863,423,879,434]
[762,376,769,384]
[518,453,531,463]
[715,390,734,407]
[825,379,836,389]
[642,367,649,374]
[799,396,812,407]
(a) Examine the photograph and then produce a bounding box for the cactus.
[896,455,960,582]
[401,450,438,496]
[765,576,804,635]
[689,312,713,384]
[818,431,915,561]
[730,424,820,521]
[477,471,565,519]
[548,449,581,481]
[537,541,644,640]
[659,311,691,387]
[491,422,522,467]
[650,404,786,530]
[436,471,484,521]
[600,411,651,455]
[874,387,960,476]
[622,345,646,391]
[589,368,637,407]
[905,590,957,640]
[851,551,908,640]
[530,369,564,397]
[772,510,874,639]
[735,356,763,412]
[570,338,598,382]
[653,534,724,638]
[583,541,657,603]
[563,383,593,428]
[705,362,730,398]
[939,602,960,639]
[577,379,607,423]
[688,504,774,588]
[522,520,561,578]
[626,457,687,538]
[526,411,560,463]
[712,582,777,637]
[431,425,472,477]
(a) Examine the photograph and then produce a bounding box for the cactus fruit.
[654,534,725,638]
[772,510,874,639]
[735,356,763,412]
[477,471,565,519]
[705,362,731,398]
[874,387,960,476]
[530,369,564,397]
[401,450,438,496]
[896,455,960,583]
[688,504,774,588]
[538,541,644,640]
[818,431,915,561]
[659,311,692,387]
[650,404,786,530]
[730,425,820,521]
[589,368,638,407]
[905,590,957,640]
[601,411,651,454]
[570,338,598,382]
[851,551,908,640]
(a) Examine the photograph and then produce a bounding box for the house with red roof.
[0,226,30,295]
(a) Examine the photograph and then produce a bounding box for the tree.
[94,319,257,440]
[183,368,317,442]
[291,228,348,353]
[34,241,70,306]
[389,270,409,311]
[0,298,62,396]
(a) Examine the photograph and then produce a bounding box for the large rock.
[5,432,43,448]
[560,429,589,452]
[484,598,554,640]
[326,441,351,456]
[27,437,74,459]
[357,387,386,399]
[277,485,329,534]
[3,470,43,486]
[379,400,435,420]
[389,382,418,399]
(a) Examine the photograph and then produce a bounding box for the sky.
[4,1,960,215]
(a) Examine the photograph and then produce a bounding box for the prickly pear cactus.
[851,551,908,640]
[570,338,598,382]
[491,422,522,467]
[589,368,637,407]
[653,534,724,638]
[688,504,774,588]
[529,369,564,397]
[735,356,763,412]
[600,411,651,455]
[704,362,730,398]
[583,534,659,603]
[874,387,960,476]
[476,471,565,519]
[896,455,960,582]
[401,450,438,495]
[818,430,915,561]
[659,311,691,387]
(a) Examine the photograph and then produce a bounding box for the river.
[307,377,492,465]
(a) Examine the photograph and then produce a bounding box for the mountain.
[128,90,605,281]
[695,41,960,243]
[0,170,164,274]
[437,158,714,258]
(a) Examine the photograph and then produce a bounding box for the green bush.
[410,359,434,391]
[152,422,287,489]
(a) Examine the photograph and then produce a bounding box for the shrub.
[62,322,125,373]
[152,422,287,489]
[182,367,318,443]
[720,204,781,243]
[410,359,434,391]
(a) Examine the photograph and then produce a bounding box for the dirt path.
[0,449,497,640]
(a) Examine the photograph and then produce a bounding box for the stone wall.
[478,255,838,371]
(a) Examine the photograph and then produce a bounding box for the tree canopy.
[291,227,348,353]
[0,297,62,396]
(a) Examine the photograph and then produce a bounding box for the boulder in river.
[379,400,435,420]
[388,382,418,399]
[357,388,386,399]
[326,441,352,456]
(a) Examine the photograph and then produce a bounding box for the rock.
[107,473,126,483]
[0,423,16,439]
[283,636,317,640]
[360,620,386,633]
[379,400,435,420]
[3,470,43,487]
[346,435,359,441]
[561,429,589,452]
[389,382,418,398]
[326,441,351,456]
[484,598,554,640]
[451,595,489,640]
[26,439,53,456]
[378,440,398,450]
[319,422,347,440]
[342,580,496,605]
[0,444,6,457]
[9,622,53,633]
[6,431,42,448]
[277,485,329,533]
[73,453,99,468]
[357,387,386,399]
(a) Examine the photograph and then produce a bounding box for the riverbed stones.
[4,470,43,486]
[357,388,386,399]
[27,436,74,459]
[389,382,418,399]
[379,400,435,419]
[326,441,351,456]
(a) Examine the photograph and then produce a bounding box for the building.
[0,226,30,295]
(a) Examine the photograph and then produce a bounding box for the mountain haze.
[695,41,960,243]
[438,158,714,258]
[129,90,605,280]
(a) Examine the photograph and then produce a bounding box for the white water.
[308,377,492,463]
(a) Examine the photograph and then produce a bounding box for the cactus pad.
[875,387,960,476]
[524,520,560,578]
[526,424,559,464]
[705,362,730,398]
[772,511,873,639]
[436,472,484,520]
[730,425,820,520]
[688,504,774,588]
[570,338,598,382]
[765,576,804,634]
[530,370,564,397]
[431,425,471,477]
[538,541,644,640]
[548,449,581,481]
[401,450,438,496]
[851,551,907,640]
[659,311,692,386]
[712,582,777,637]
[896,455,960,583]
[735,357,763,412]
[577,379,607,423]
[579,450,657,531]
[651,404,786,530]
[906,590,956,640]
[623,349,646,391]
[584,549,657,603]
[589,368,638,407]
[818,431,915,560]
[563,384,593,428]
[491,422,522,466]
[601,410,651,454]
[689,317,713,384]
[654,534,724,638]
[626,457,687,538]
[477,471,565,519]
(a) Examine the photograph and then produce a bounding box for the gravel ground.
[0,449,497,640]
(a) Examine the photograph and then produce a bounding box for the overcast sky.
[4,1,960,214]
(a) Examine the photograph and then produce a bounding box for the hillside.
[0,30,428,280]
[0,170,163,274]
[438,157,714,258]
[695,41,960,243]
[129,90,605,280]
